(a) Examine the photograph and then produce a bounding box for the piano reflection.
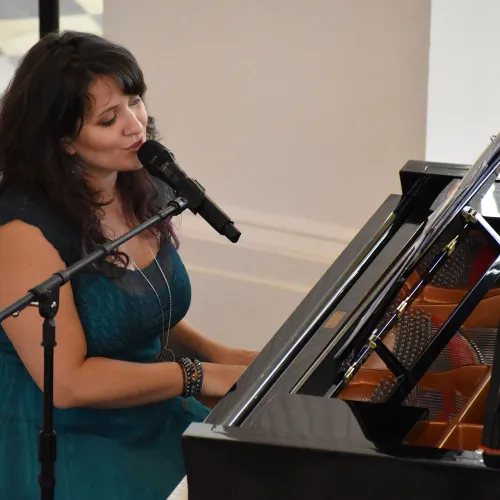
[179,133,500,500]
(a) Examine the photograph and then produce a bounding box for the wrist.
[176,357,204,398]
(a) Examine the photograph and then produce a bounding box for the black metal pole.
[37,292,58,500]
[39,0,59,38]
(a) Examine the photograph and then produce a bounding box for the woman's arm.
[0,221,245,409]
[169,320,259,366]
[65,357,244,409]
[168,320,226,362]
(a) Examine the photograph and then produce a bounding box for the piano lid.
[182,135,500,499]
[207,132,500,429]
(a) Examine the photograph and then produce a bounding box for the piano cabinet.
[180,157,500,499]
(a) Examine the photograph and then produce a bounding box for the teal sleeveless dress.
[0,184,210,499]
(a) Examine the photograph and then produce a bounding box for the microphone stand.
[0,197,188,500]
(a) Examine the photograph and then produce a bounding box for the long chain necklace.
[128,240,175,362]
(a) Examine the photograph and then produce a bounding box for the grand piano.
[178,133,500,499]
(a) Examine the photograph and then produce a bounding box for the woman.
[0,30,255,499]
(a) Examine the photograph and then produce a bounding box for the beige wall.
[104,0,431,350]
[426,0,500,165]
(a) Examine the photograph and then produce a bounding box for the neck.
[83,169,118,203]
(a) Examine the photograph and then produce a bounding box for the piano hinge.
[461,207,478,224]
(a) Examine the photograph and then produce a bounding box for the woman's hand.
[210,346,259,366]
[169,321,260,367]
[200,363,247,398]
[195,353,258,408]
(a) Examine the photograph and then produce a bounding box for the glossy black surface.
[208,160,480,426]
[244,395,430,449]
[387,212,500,405]
[190,161,500,499]
[194,396,480,465]
[298,159,500,400]
[39,0,60,37]
[481,233,500,449]
[329,214,478,399]
[261,213,424,402]
[183,413,499,500]
[483,293,500,449]
[206,194,404,425]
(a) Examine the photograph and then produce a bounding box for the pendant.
[156,349,175,362]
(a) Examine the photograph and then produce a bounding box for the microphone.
[137,140,241,243]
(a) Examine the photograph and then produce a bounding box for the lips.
[126,137,145,151]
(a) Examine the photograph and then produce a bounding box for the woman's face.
[66,75,148,175]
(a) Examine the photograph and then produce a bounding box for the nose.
[124,107,144,136]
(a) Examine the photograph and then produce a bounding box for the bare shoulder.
[0,218,45,237]
[0,220,87,408]
[0,219,64,261]
[0,220,67,305]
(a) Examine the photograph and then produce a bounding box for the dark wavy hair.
[0,30,178,273]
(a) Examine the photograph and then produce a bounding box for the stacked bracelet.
[176,357,204,398]
[192,358,203,395]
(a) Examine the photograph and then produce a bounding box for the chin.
[122,161,144,172]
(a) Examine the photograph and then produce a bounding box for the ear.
[63,140,76,156]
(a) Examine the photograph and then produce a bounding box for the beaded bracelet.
[177,357,194,398]
[176,357,204,398]
[192,358,204,395]
[177,358,189,396]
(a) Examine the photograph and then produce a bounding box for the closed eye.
[100,115,117,127]
[99,97,142,127]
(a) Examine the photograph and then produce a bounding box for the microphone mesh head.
[137,139,168,167]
